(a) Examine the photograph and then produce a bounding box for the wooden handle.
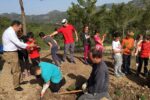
[58,90,83,95]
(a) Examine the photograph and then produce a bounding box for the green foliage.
[0,17,11,44]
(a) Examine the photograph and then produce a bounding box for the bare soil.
[0,50,150,100]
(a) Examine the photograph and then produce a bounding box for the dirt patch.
[0,50,150,100]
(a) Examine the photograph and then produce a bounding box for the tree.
[19,0,27,35]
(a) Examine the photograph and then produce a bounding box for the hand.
[82,83,87,91]
[29,43,36,47]
[40,91,45,98]
[134,53,137,56]
[102,33,107,38]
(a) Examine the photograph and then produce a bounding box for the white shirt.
[2,26,27,51]
[112,40,122,55]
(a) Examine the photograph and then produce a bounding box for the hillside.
[0,10,67,24]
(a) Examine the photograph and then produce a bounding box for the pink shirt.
[94,34,104,51]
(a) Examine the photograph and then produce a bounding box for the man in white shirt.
[0,20,34,92]
[112,32,125,77]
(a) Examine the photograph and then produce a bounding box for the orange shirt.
[122,37,134,55]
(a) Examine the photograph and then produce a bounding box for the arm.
[53,39,58,45]
[50,31,58,37]
[74,30,78,42]
[48,42,52,49]
[101,34,106,43]
[9,31,27,49]
[40,82,50,97]
[113,49,122,53]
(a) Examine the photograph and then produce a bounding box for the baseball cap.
[61,19,67,24]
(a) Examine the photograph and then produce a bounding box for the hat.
[61,19,67,24]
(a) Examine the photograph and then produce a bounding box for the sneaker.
[119,72,125,76]
[62,58,66,62]
[84,60,89,65]
[144,73,148,77]
[14,86,23,91]
[115,74,121,77]
[71,60,76,64]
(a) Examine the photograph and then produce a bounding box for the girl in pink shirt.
[93,30,106,51]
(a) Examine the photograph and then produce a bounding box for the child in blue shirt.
[35,62,65,98]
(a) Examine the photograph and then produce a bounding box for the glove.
[82,82,87,91]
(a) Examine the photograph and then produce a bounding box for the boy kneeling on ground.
[35,61,65,98]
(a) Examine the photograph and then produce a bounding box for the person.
[1,20,34,91]
[134,34,143,69]
[121,31,134,75]
[17,29,30,78]
[49,19,78,63]
[135,35,150,77]
[81,25,91,65]
[112,32,125,77]
[78,49,110,100]
[35,61,65,98]
[39,32,62,66]
[93,30,106,52]
[26,32,40,68]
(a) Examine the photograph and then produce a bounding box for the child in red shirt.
[26,32,40,68]
[136,35,150,77]
[93,30,106,52]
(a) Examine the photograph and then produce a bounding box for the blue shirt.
[39,62,62,83]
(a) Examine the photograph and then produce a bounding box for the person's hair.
[11,20,21,26]
[143,34,150,41]
[136,34,143,41]
[27,32,34,38]
[113,32,121,38]
[91,49,102,58]
[83,25,89,32]
[39,32,45,38]
[94,29,100,34]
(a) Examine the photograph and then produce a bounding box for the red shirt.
[57,24,75,44]
[140,41,150,58]
[26,41,40,59]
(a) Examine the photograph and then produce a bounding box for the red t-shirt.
[57,24,75,44]
[140,41,150,58]
[26,41,40,59]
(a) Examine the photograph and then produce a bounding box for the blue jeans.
[123,54,131,74]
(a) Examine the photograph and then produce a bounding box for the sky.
[0,0,132,15]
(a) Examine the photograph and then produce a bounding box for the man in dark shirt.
[78,49,110,100]
[39,32,62,66]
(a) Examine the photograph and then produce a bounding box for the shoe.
[84,60,89,65]
[115,74,121,77]
[62,58,65,62]
[71,60,76,64]
[14,86,23,91]
[144,73,148,77]
[119,72,125,76]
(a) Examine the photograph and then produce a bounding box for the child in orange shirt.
[122,31,134,75]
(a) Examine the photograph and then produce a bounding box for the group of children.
[112,31,150,77]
